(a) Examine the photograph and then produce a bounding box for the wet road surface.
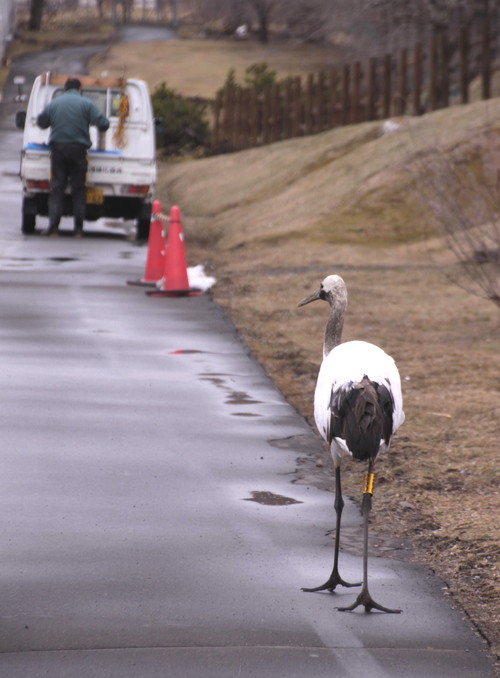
[0,36,495,678]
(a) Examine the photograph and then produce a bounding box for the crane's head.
[298,274,347,308]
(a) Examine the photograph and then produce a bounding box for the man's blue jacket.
[37,89,110,148]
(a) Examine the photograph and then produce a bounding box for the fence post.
[242,88,252,148]
[305,73,314,134]
[317,70,326,131]
[459,26,469,104]
[412,43,422,114]
[291,77,301,138]
[249,87,258,146]
[481,18,491,100]
[429,33,438,111]
[440,32,450,108]
[234,87,243,150]
[351,61,361,123]
[328,68,338,127]
[341,65,350,125]
[282,78,292,138]
[382,54,391,118]
[222,86,235,152]
[211,91,222,153]
[367,57,377,120]
[262,88,271,145]
[271,83,281,142]
[396,48,407,115]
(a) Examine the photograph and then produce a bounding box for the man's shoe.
[74,231,83,238]
[45,228,58,237]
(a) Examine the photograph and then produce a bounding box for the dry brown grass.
[88,37,340,99]
[156,102,500,670]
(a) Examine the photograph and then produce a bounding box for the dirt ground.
[159,110,500,672]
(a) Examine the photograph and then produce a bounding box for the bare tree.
[247,0,279,43]
[28,0,44,30]
[192,0,252,34]
[418,139,500,308]
[284,0,332,42]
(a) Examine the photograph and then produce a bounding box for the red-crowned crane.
[299,274,405,613]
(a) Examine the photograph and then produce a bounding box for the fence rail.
[211,21,498,154]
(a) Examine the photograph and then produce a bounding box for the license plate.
[86,187,104,205]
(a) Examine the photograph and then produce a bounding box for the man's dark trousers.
[48,142,87,235]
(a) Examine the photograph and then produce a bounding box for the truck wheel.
[136,218,150,242]
[22,213,36,235]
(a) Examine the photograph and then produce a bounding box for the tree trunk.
[248,0,273,44]
[28,0,44,31]
[258,16,269,43]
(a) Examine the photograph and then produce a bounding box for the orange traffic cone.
[127,200,165,286]
[146,206,202,297]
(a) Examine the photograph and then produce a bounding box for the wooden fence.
[211,21,498,154]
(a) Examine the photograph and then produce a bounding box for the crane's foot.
[302,570,361,593]
[337,587,401,613]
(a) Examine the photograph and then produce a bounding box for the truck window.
[52,88,114,116]
[82,89,108,115]
[52,86,144,122]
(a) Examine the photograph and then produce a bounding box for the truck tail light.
[125,185,150,195]
[26,179,50,190]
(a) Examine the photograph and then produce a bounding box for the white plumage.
[299,274,405,613]
[314,339,405,466]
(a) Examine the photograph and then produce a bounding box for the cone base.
[126,279,158,287]
[146,287,204,297]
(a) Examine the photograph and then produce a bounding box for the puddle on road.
[0,256,35,267]
[244,490,303,506]
[167,349,205,355]
[0,255,81,269]
[231,411,261,417]
[225,391,262,406]
[199,372,263,415]
[268,434,322,454]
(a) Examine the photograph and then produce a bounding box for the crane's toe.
[302,571,361,593]
[337,587,401,613]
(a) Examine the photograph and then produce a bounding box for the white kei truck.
[16,73,157,240]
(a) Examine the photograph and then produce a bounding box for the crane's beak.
[298,288,321,307]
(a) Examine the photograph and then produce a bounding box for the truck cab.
[17,73,157,240]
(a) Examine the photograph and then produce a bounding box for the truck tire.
[22,213,36,235]
[136,217,150,242]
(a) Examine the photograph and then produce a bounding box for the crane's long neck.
[323,297,346,357]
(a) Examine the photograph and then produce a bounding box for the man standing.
[37,78,110,237]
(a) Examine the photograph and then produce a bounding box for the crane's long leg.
[337,461,401,613]
[302,466,361,593]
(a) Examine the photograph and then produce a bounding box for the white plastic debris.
[188,264,216,291]
[382,119,403,134]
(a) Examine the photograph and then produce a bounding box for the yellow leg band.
[362,472,375,495]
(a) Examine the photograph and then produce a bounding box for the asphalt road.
[0,35,496,678]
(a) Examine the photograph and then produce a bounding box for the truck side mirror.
[15,111,27,129]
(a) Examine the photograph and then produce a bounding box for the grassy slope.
[158,101,500,666]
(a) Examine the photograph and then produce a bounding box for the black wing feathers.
[329,376,394,461]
